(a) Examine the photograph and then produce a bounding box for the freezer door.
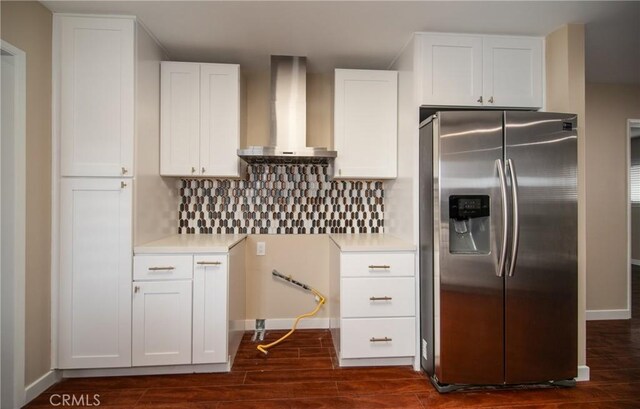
[436,111,505,385]
[504,112,578,383]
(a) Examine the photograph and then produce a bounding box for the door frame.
[627,119,640,317]
[1,39,27,409]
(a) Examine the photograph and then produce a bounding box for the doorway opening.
[1,40,26,409]
[628,119,640,320]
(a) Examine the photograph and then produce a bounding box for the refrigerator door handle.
[496,159,509,277]
[507,158,520,277]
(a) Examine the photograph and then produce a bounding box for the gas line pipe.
[256,270,326,355]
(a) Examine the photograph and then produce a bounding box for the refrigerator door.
[504,112,578,383]
[435,111,506,385]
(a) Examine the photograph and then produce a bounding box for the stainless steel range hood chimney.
[237,55,337,164]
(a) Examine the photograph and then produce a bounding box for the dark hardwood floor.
[27,269,640,408]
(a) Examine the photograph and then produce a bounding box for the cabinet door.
[58,16,134,177]
[132,280,192,366]
[483,37,542,108]
[200,64,241,177]
[420,34,483,107]
[160,62,200,176]
[59,178,132,368]
[192,255,228,364]
[334,69,398,179]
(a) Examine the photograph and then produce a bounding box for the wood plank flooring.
[28,268,640,408]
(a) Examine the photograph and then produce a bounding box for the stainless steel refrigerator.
[419,111,578,392]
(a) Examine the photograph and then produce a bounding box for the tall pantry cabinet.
[54,14,166,369]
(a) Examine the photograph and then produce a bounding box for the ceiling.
[42,1,640,83]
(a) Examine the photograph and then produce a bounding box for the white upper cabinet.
[420,34,484,107]
[57,16,134,177]
[161,62,241,177]
[160,62,200,176]
[58,178,132,369]
[418,33,543,108]
[200,64,241,177]
[334,69,398,179]
[482,37,543,108]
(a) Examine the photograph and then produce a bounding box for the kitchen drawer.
[340,317,415,359]
[341,252,414,278]
[134,255,193,281]
[341,277,415,318]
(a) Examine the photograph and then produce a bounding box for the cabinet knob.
[134,286,140,293]
[121,167,128,175]
[477,96,483,103]
[202,167,206,174]
[191,167,196,174]
[121,181,127,188]
[488,96,494,104]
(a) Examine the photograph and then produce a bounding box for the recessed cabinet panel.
[483,37,543,108]
[200,64,240,177]
[132,280,192,366]
[193,255,229,364]
[59,178,132,368]
[59,16,134,177]
[334,69,397,179]
[160,62,201,176]
[421,34,483,107]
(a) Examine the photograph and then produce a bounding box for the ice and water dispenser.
[449,195,490,254]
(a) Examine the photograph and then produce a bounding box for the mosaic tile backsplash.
[178,164,384,234]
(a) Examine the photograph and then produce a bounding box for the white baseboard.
[62,363,229,379]
[576,365,590,382]
[586,309,631,320]
[25,370,61,404]
[244,318,329,331]
[338,356,414,367]
[632,259,640,266]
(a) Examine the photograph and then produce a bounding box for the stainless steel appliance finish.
[419,111,578,391]
[237,56,337,164]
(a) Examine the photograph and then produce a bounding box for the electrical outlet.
[422,339,428,360]
[256,241,266,256]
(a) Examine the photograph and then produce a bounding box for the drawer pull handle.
[368,265,390,270]
[148,266,175,271]
[197,261,222,266]
[370,337,392,343]
[369,296,392,301]
[134,286,140,294]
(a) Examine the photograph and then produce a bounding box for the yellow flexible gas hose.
[257,288,326,355]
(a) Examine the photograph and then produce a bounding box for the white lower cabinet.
[132,280,192,366]
[193,255,228,364]
[58,178,132,369]
[329,241,416,366]
[131,247,244,369]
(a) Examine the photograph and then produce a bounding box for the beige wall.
[1,1,53,385]
[545,24,587,368]
[585,83,640,311]
[242,71,332,148]
[245,235,329,322]
[133,23,179,246]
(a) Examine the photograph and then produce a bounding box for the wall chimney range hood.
[237,56,337,164]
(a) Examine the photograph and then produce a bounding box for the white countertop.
[328,233,416,252]
[134,234,247,254]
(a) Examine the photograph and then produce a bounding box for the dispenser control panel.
[449,195,490,221]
